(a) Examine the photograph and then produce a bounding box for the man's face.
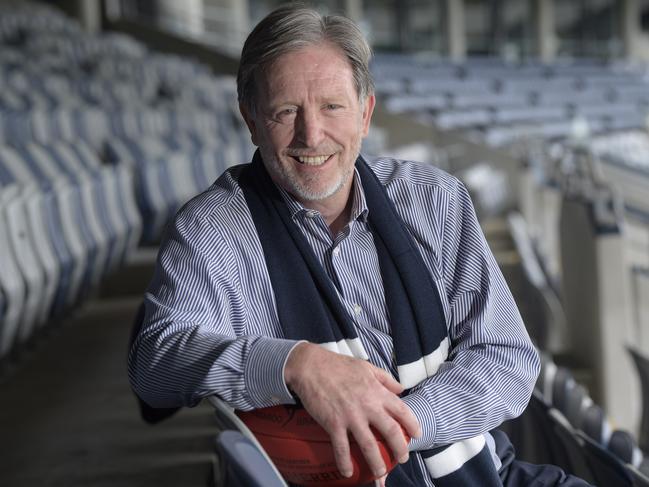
[240,43,375,209]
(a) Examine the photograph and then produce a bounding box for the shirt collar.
[276,168,369,224]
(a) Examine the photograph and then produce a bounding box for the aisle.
[0,296,216,487]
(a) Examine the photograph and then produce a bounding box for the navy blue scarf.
[239,151,501,486]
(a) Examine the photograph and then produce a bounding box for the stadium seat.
[510,389,570,467]
[627,464,649,487]
[209,396,287,487]
[627,346,649,452]
[608,430,643,467]
[41,187,78,318]
[20,186,61,326]
[547,408,595,482]
[562,383,589,430]
[51,181,90,308]
[0,287,6,334]
[581,402,611,446]
[0,187,27,358]
[3,185,46,345]
[215,431,287,487]
[112,165,142,257]
[577,430,634,486]
[552,367,576,416]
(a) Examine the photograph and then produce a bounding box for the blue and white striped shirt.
[128,156,539,483]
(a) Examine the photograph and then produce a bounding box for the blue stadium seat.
[16,186,60,327]
[3,185,46,345]
[51,181,90,309]
[215,431,287,487]
[0,186,27,358]
[209,396,287,487]
[39,188,75,320]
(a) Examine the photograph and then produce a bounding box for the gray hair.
[237,4,374,114]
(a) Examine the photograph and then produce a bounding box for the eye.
[273,107,297,122]
[324,104,342,110]
[280,108,297,115]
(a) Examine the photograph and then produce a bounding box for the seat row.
[504,352,649,485]
[0,2,253,245]
[103,133,250,243]
[373,53,649,147]
[0,141,141,359]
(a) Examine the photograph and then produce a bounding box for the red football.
[236,405,408,486]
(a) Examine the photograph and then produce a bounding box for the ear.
[360,94,376,137]
[239,103,259,146]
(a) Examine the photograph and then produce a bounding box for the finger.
[374,418,409,465]
[387,399,422,439]
[374,474,387,487]
[373,367,404,395]
[351,424,387,478]
[330,429,353,478]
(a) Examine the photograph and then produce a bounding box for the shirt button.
[332,247,340,257]
[270,395,281,404]
[306,210,318,218]
[353,304,362,316]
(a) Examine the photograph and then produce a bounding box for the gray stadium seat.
[627,347,649,452]
[577,430,634,486]
[608,430,643,468]
[547,408,595,482]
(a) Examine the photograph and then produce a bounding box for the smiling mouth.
[291,154,333,166]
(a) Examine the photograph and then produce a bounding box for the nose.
[294,108,324,148]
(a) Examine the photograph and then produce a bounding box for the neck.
[300,180,353,236]
[326,195,353,236]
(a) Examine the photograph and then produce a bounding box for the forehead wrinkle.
[259,44,356,107]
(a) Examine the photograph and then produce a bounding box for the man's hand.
[284,342,421,479]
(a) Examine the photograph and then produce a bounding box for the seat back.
[0,186,27,357]
[608,430,643,467]
[627,464,649,487]
[577,430,634,486]
[25,190,61,325]
[547,408,595,482]
[628,346,649,451]
[581,402,611,446]
[508,390,569,466]
[215,431,287,487]
[208,395,287,487]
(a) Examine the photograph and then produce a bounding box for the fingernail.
[399,453,409,464]
[375,466,386,477]
[341,468,352,478]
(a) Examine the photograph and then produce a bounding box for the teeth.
[297,155,329,165]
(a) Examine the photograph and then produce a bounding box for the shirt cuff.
[402,392,437,451]
[244,337,304,408]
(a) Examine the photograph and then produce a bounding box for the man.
[129,5,589,486]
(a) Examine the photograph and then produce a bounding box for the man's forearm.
[401,341,539,450]
[128,324,302,410]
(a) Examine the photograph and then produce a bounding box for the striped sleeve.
[127,204,301,411]
[402,177,540,450]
